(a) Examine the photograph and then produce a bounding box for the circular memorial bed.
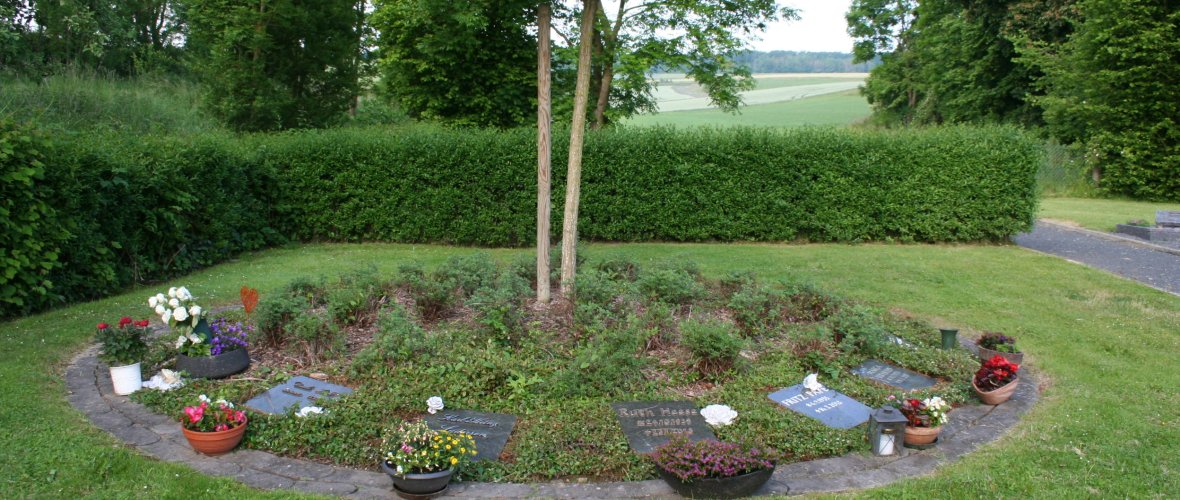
[118,254,1017,487]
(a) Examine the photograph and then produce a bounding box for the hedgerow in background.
[0,121,67,316]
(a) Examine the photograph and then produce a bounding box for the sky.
[749,0,855,53]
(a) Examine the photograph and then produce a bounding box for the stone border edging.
[66,338,1038,498]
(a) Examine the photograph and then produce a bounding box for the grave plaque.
[244,376,352,415]
[768,385,871,429]
[851,360,937,390]
[1158,210,1180,228]
[424,410,516,462]
[612,401,716,454]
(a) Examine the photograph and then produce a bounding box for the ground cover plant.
[4,242,1179,497]
[130,253,976,482]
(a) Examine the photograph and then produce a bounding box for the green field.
[751,76,867,90]
[625,89,870,128]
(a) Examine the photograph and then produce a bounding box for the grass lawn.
[625,90,870,128]
[3,241,1178,497]
[1040,197,1180,232]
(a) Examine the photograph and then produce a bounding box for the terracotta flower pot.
[903,425,941,446]
[977,345,1023,365]
[182,420,247,455]
[974,375,1019,405]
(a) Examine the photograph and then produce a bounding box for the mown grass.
[1040,197,1180,232]
[2,241,1178,497]
[625,90,870,128]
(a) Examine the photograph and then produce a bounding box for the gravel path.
[1014,221,1180,296]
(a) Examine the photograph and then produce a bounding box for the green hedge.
[5,124,1040,317]
[265,125,1040,244]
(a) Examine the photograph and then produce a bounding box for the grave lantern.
[868,406,908,456]
[939,328,959,350]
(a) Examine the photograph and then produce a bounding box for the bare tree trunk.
[559,0,597,296]
[592,63,613,129]
[536,3,553,303]
[592,0,624,129]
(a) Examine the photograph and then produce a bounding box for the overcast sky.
[749,0,855,53]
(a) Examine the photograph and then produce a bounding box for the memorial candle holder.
[868,406,907,456]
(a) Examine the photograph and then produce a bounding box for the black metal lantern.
[868,406,908,456]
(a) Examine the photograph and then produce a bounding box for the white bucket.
[110,362,143,395]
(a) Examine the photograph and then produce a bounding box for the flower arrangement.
[206,317,251,356]
[95,317,150,366]
[974,355,1020,391]
[149,286,204,338]
[382,421,477,475]
[181,394,247,432]
[893,395,951,428]
[649,436,777,482]
[977,332,1018,353]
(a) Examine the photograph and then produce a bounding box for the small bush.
[287,309,344,362]
[254,293,309,348]
[728,282,785,336]
[434,253,499,298]
[468,273,531,345]
[636,267,705,306]
[553,323,651,398]
[680,318,745,379]
[351,307,433,376]
[826,305,889,356]
[396,263,455,321]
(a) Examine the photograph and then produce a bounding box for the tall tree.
[580,0,796,128]
[536,2,553,303]
[558,0,595,296]
[188,0,362,131]
[1034,0,1180,200]
[372,0,537,128]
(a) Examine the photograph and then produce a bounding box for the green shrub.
[351,307,433,376]
[395,263,455,321]
[287,309,343,362]
[826,305,889,356]
[680,318,745,379]
[325,267,385,326]
[552,323,652,398]
[468,273,531,345]
[434,253,498,298]
[727,282,785,337]
[635,267,705,306]
[0,121,66,316]
[6,123,1040,317]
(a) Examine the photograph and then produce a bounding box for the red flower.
[215,424,228,432]
[135,319,150,327]
[97,322,109,330]
[184,406,204,423]
[118,316,132,327]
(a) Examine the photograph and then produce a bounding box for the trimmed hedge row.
[5,124,1040,317]
[265,125,1040,244]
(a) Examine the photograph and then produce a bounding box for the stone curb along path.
[67,337,1039,499]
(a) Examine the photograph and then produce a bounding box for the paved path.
[1014,222,1180,296]
[67,338,1038,498]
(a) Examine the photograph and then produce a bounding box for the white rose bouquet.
[148,286,208,356]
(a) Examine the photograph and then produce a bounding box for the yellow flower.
[446,445,452,450]
[450,457,458,465]
[460,447,466,453]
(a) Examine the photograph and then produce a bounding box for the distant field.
[625,89,870,128]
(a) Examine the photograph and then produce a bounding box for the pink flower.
[215,424,228,432]
[184,406,204,423]
[234,410,246,423]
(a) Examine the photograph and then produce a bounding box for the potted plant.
[380,420,478,497]
[180,394,248,455]
[973,355,1021,405]
[150,287,251,379]
[895,395,951,446]
[95,317,150,395]
[649,436,777,499]
[976,331,1023,364]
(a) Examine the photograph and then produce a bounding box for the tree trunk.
[536,3,553,303]
[559,0,597,296]
[592,63,613,129]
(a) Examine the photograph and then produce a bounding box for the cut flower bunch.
[382,421,477,475]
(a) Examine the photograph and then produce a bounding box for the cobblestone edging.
[66,338,1039,499]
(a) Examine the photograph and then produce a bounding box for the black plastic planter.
[656,467,775,499]
[176,348,250,379]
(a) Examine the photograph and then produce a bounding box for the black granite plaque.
[424,409,516,462]
[768,385,871,429]
[850,360,936,390]
[612,401,716,454]
[244,376,352,415]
